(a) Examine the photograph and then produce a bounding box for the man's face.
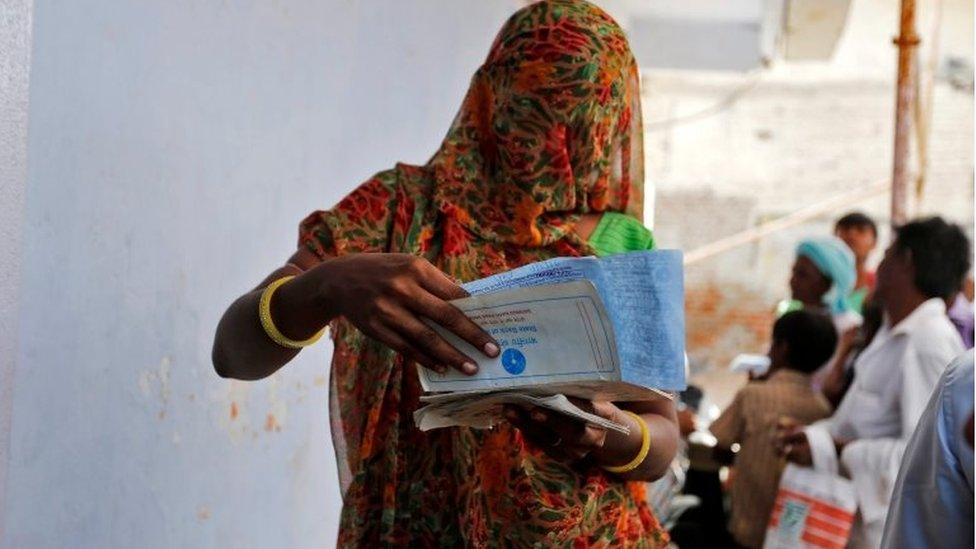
[875,242,912,301]
[835,225,877,263]
[790,256,831,304]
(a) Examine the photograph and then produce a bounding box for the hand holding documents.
[412,250,685,433]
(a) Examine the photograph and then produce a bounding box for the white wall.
[0,0,33,543]
[3,2,521,547]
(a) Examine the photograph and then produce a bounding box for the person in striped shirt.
[710,310,837,548]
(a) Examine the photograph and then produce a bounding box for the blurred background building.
[624,0,973,406]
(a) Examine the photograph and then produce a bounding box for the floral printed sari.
[299,1,666,546]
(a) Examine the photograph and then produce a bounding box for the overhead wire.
[642,69,765,131]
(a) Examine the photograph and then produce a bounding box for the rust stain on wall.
[217,373,296,440]
[685,281,774,372]
[219,380,253,443]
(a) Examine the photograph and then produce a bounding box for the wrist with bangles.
[258,275,326,349]
[600,410,651,474]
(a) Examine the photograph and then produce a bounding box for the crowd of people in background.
[674,212,974,548]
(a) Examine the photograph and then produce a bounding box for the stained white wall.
[3,2,521,547]
[0,0,33,544]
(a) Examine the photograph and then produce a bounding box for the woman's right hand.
[310,253,499,374]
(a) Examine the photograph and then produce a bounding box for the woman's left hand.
[503,399,620,463]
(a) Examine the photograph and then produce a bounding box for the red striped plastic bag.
[763,464,857,549]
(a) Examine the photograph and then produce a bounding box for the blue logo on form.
[501,348,526,375]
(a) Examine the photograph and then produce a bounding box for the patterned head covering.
[431,0,644,246]
[796,236,857,315]
[298,2,665,546]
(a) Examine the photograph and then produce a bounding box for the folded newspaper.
[413,250,686,433]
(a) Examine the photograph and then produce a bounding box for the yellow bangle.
[602,411,651,474]
[258,276,325,349]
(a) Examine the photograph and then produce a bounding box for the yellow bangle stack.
[258,276,326,349]
[602,410,651,474]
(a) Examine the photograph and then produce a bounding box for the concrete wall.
[0,0,33,543]
[2,2,522,547]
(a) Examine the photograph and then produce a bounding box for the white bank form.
[414,250,686,434]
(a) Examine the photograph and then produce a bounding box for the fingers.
[503,407,544,438]
[387,307,480,375]
[773,419,810,464]
[504,407,575,460]
[774,428,809,464]
[393,259,499,359]
[364,321,444,374]
[535,407,607,450]
[331,255,496,372]
[777,416,799,430]
[779,430,807,445]
[783,441,812,466]
[407,288,499,359]
[414,259,470,301]
[504,406,559,448]
[505,406,605,461]
[570,399,621,424]
[566,397,597,415]
[781,444,795,459]
[775,418,800,439]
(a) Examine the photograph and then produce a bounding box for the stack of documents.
[413,250,685,433]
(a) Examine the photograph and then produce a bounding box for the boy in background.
[834,212,879,312]
[710,311,837,548]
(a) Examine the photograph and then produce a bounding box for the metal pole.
[891,0,920,227]
[912,0,943,206]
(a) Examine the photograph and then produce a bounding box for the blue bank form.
[416,250,686,400]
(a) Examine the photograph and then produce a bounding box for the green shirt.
[587,212,655,256]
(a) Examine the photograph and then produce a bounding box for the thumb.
[589,400,620,422]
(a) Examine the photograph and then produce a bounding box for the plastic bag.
[764,464,857,549]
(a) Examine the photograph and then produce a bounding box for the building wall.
[645,0,974,406]
[0,0,33,542]
[2,2,522,547]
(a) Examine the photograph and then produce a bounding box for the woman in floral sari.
[213,1,678,546]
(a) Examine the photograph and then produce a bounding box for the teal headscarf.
[796,236,856,315]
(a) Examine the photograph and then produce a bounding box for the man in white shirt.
[777,217,970,548]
